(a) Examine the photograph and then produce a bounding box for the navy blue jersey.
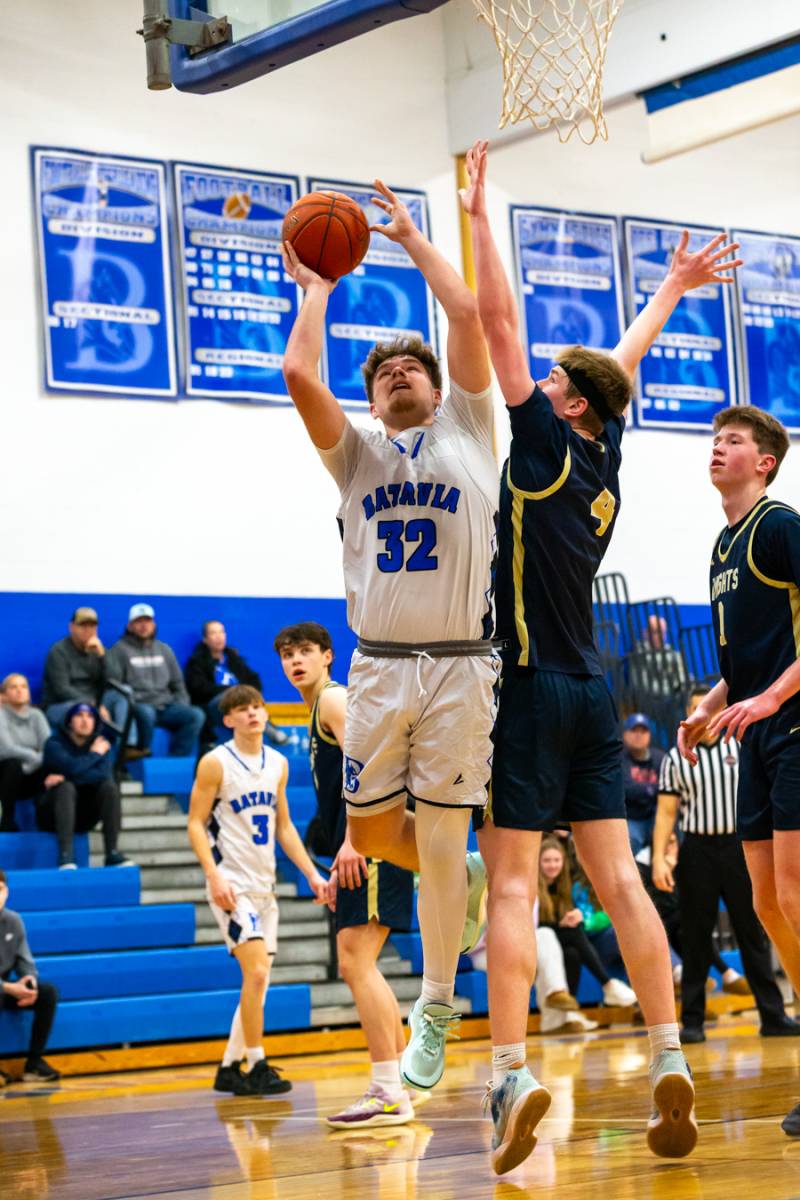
[309,681,346,852]
[495,386,624,674]
[710,497,800,704]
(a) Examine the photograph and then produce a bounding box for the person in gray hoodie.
[106,603,204,756]
[0,867,60,1081]
[0,675,50,832]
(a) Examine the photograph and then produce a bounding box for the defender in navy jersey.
[463,139,742,1172]
[188,685,327,1097]
[276,622,416,1129]
[679,406,800,1137]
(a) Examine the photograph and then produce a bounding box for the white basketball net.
[472,0,624,143]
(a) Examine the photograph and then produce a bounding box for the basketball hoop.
[472,0,623,144]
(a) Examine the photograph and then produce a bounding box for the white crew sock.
[221,1005,245,1067]
[648,1023,681,1059]
[492,1042,527,1091]
[415,804,471,1003]
[245,1046,265,1069]
[371,1058,404,1100]
[421,975,454,1006]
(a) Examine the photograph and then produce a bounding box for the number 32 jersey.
[318,382,499,643]
[206,740,284,894]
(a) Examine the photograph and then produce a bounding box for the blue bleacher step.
[6,866,140,911]
[35,945,242,1001]
[23,903,195,955]
[126,755,195,799]
[0,832,89,870]
[0,984,311,1055]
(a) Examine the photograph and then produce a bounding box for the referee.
[653,684,797,1043]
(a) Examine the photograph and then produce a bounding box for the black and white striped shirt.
[658,737,739,835]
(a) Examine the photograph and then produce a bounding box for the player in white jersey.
[188,684,327,1096]
[282,180,497,1093]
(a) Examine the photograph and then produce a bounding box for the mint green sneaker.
[647,1049,698,1158]
[460,851,488,954]
[484,1066,551,1175]
[400,998,460,1091]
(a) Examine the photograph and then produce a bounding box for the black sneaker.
[679,1027,706,1044]
[761,1017,800,1037]
[782,1103,800,1136]
[105,851,135,868]
[233,1060,292,1096]
[23,1058,60,1082]
[214,1062,243,1093]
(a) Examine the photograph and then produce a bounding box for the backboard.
[165,0,449,92]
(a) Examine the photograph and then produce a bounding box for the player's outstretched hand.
[667,230,743,293]
[282,240,337,292]
[370,181,416,243]
[459,139,489,218]
[331,840,368,890]
[707,691,780,744]
[308,871,330,905]
[677,709,709,765]
[208,870,237,913]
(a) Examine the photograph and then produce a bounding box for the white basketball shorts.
[344,649,500,816]
[208,888,279,955]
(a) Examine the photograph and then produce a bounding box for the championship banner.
[307,178,437,407]
[732,229,800,432]
[623,218,737,430]
[173,163,300,403]
[510,205,625,396]
[33,148,177,398]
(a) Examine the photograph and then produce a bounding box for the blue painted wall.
[0,592,355,705]
[0,591,713,706]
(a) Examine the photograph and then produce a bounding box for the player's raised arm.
[282,243,346,450]
[612,231,743,383]
[370,181,490,397]
[461,141,534,409]
[187,753,236,911]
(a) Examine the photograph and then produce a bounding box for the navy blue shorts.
[335,859,414,933]
[484,668,625,831]
[737,700,800,840]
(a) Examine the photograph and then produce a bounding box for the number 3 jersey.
[206,740,284,894]
[710,497,800,704]
[318,381,499,644]
[496,386,624,675]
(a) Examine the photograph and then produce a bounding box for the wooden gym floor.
[3,1012,800,1200]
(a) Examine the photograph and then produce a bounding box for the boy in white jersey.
[282,180,497,1091]
[188,684,327,1096]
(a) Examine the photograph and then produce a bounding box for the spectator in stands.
[185,621,287,749]
[0,676,50,833]
[0,867,60,1080]
[622,713,665,855]
[106,604,204,757]
[42,607,110,726]
[538,837,636,1009]
[654,685,796,1043]
[634,614,688,699]
[38,703,131,870]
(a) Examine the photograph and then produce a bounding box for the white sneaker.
[602,978,637,1007]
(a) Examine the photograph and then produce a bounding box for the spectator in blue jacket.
[37,704,132,870]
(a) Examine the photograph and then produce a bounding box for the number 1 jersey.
[318,382,499,643]
[206,740,283,894]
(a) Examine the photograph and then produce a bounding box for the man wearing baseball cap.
[622,713,665,857]
[42,607,108,727]
[106,605,204,757]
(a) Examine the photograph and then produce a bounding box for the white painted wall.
[2,1,798,606]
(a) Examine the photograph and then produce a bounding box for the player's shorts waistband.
[356,637,505,658]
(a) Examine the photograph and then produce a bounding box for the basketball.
[223,190,252,220]
[282,191,371,280]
